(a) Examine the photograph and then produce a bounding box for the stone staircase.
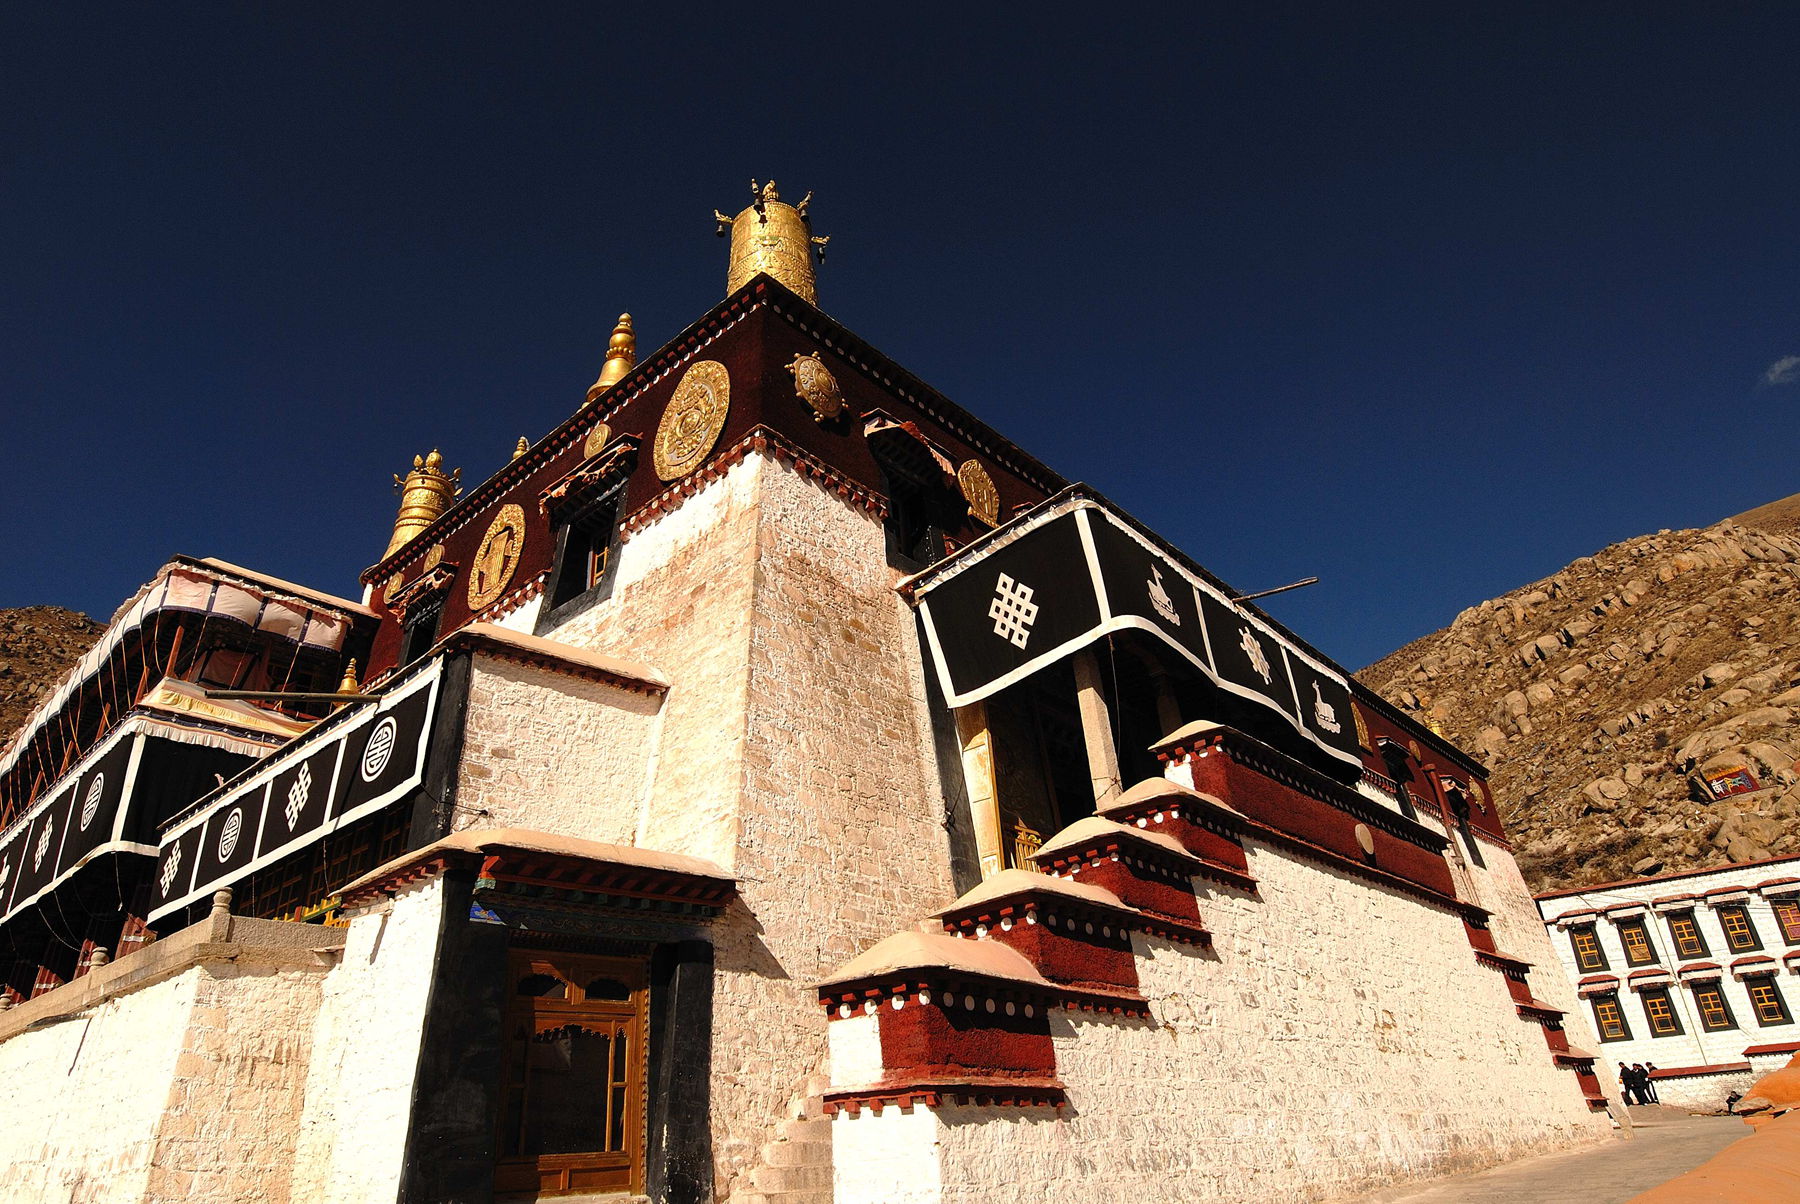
[734,1074,833,1204]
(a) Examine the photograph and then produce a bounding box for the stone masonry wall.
[0,971,197,1203]
[453,655,663,844]
[711,456,957,1198]
[142,964,325,1204]
[834,838,1612,1204]
[290,877,445,1204]
[540,453,960,1198]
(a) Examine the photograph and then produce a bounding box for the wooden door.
[494,951,648,1197]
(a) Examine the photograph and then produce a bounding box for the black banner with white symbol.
[918,518,1101,702]
[0,825,25,916]
[150,658,442,922]
[913,499,1361,768]
[54,736,138,879]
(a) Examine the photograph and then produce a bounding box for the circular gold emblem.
[653,361,731,481]
[583,421,613,459]
[468,504,526,611]
[957,460,1001,527]
[785,352,844,422]
[422,542,445,571]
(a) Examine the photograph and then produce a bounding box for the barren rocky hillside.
[0,607,104,747]
[1360,497,1800,893]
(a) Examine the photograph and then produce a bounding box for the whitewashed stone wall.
[0,972,196,1204]
[543,454,959,1198]
[290,877,446,1204]
[453,654,663,844]
[835,838,1612,1204]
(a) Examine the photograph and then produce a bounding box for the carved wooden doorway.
[494,950,648,1197]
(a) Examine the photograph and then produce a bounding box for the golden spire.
[384,450,461,560]
[585,313,637,404]
[337,659,361,695]
[713,180,829,304]
[512,436,530,459]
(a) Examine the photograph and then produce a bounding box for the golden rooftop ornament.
[786,352,845,422]
[714,180,829,304]
[653,361,730,481]
[512,436,530,460]
[586,314,637,404]
[384,450,461,560]
[957,460,1000,527]
[337,659,361,696]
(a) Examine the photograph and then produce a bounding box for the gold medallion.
[785,352,845,422]
[957,460,1000,527]
[653,361,731,481]
[583,421,613,459]
[422,542,444,572]
[468,504,526,611]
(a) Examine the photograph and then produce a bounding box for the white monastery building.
[0,185,1620,1203]
[1537,854,1800,1111]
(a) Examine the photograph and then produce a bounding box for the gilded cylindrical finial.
[337,658,361,696]
[384,449,461,560]
[586,314,637,404]
[715,181,827,304]
[513,436,530,459]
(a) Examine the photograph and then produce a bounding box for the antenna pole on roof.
[1232,576,1320,603]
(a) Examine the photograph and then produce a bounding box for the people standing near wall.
[1642,1064,1661,1104]
[1619,1063,1639,1104]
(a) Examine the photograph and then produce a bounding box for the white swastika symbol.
[988,573,1041,650]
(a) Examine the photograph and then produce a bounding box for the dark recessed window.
[1591,993,1631,1042]
[1571,925,1608,973]
[1640,987,1682,1037]
[1667,911,1709,959]
[1747,976,1793,1027]
[1691,983,1735,1032]
[550,501,619,610]
[1719,905,1763,953]
[399,595,445,667]
[1618,920,1657,967]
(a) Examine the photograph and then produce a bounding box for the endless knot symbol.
[361,718,398,782]
[988,573,1040,650]
[33,819,54,870]
[286,761,313,831]
[1239,627,1273,686]
[217,807,243,862]
[80,773,105,831]
[159,845,183,897]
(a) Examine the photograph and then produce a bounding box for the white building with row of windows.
[1537,854,1800,1109]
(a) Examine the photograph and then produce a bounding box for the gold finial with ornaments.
[384,450,461,559]
[586,313,637,404]
[714,180,829,304]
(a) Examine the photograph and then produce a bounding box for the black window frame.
[1772,898,1800,946]
[1617,918,1658,967]
[399,594,446,668]
[1570,924,1609,973]
[1746,975,1793,1027]
[1639,986,1683,1037]
[1717,904,1764,953]
[1666,910,1710,959]
[1590,992,1632,1042]
[540,484,627,631]
[1690,981,1736,1032]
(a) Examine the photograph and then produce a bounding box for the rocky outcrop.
[0,607,104,749]
[1359,515,1800,893]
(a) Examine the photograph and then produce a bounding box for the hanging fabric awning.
[0,557,369,781]
[905,490,1364,769]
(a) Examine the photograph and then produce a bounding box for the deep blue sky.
[4,6,1796,670]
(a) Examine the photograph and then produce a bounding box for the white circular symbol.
[361,717,398,782]
[217,808,244,861]
[80,774,105,831]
